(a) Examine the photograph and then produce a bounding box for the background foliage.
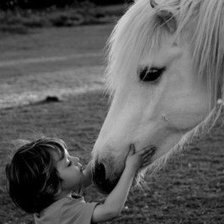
[0,0,132,10]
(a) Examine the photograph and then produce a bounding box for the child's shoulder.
[34,194,86,222]
[35,193,98,224]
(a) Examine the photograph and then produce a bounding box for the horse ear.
[150,0,158,8]
[156,10,177,33]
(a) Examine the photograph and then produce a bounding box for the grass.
[0,92,224,224]
[0,24,112,110]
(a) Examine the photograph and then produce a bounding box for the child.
[5,137,155,224]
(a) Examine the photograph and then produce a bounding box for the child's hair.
[5,137,67,214]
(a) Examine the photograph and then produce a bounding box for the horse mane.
[106,0,224,105]
[105,0,160,96]
[176,0,224,108]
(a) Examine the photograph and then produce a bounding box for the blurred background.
[0,0,132,33]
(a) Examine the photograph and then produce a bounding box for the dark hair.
[5,137,67,214]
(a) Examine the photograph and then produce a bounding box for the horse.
[91,0,224,194]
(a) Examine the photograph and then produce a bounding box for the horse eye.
[138,66,166,82]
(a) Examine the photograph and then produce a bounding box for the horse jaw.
[92,85,209,193]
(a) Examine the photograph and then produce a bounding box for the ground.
[0,24,224,224]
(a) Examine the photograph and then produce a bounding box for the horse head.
[91,0,224,194]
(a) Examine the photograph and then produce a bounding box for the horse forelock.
[106,0,224,104]
[105,0,168,97]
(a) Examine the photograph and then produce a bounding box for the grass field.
[0,24,113,109]
[0,92,224,224]
[0,22,224,224]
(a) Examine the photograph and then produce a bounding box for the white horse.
[91,0,224,193]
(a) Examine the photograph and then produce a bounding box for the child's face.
[54,149,85,194]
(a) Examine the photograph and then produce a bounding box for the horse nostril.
[92,160,119,194]
[93,162,106,186]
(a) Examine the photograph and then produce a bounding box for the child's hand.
[125,144,156,172]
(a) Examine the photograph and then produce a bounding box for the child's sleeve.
[60,198,98,224]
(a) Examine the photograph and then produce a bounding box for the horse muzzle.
[92,159,121,194]
[92,145,157,194]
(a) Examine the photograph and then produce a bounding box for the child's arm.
[91,144,155,223]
